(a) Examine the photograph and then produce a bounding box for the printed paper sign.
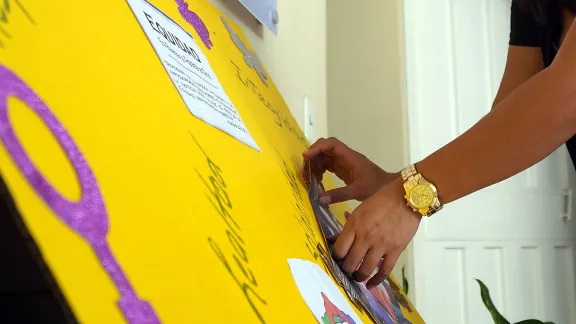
[126,0,260,151]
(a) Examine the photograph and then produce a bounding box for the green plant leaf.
[402,265,409,295]
[514,321,555,324]
[476,279,510,324]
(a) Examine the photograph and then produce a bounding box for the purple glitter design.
[0,65,161,324]
[175,0,213,49]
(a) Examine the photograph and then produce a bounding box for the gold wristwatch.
[401,164,443,217]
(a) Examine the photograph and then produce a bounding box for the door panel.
[421,241,576,324]
[403,0,576,322]
[424,188,574,241]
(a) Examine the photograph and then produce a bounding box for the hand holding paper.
[335,178,421,289]
[304,167,417,323]
[303,137,420,289]
[303,137,398,205]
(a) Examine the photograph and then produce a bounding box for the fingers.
[319,186,356,205]
[303,137,347,158]
[326,234,338,244]
[311,154,333,180]
[344,211,351,220]
[353,248,383,282]
[332,224,355,261]
[366,250,401,289]
[341,239,368,274]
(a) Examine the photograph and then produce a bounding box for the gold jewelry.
[401,164,442,217]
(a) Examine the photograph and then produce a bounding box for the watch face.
[408,183,435,209]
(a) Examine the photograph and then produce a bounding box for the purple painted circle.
[0,65,108,244]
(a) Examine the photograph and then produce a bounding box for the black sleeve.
[509,0,543,47]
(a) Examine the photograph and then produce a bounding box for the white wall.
[209,0,328,139]
[326,0,411,295]
[327,0,407,175]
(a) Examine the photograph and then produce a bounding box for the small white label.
[126,0,260,151]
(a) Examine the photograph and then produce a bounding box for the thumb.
[319,186,356,205]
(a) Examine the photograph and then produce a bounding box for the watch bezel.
[407,181,438,209]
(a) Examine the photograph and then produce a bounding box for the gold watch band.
[401,164,418,183]
[423,203,443,216]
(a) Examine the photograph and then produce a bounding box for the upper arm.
[552,18,576,73]
[492,0,545,109]
[492,45,544,109]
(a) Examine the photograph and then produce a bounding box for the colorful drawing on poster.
[386,279,413,313]
[361,281,411,324]
[0,65,161,324]
[321,292,357,324]
[368,280,412,324]
[287,258,363,324]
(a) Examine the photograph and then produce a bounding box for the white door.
[403,1,576,323]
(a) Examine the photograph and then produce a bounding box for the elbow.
[489,102,498,112]
[563,98,576,136]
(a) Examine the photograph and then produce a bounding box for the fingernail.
[319,196,331,205]
[352,271,365,282]
[344,211,350,220]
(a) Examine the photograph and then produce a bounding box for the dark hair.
[515,0,576,25]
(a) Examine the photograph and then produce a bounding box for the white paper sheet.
[288,258,363,324]
[127,0,260,152]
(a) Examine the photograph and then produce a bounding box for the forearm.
[416,64,576,203]
[490,82,512,111]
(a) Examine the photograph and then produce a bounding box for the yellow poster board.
[0,0,424,323]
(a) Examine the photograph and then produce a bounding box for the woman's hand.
[333,177,421,289]
[303,137,398,204]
